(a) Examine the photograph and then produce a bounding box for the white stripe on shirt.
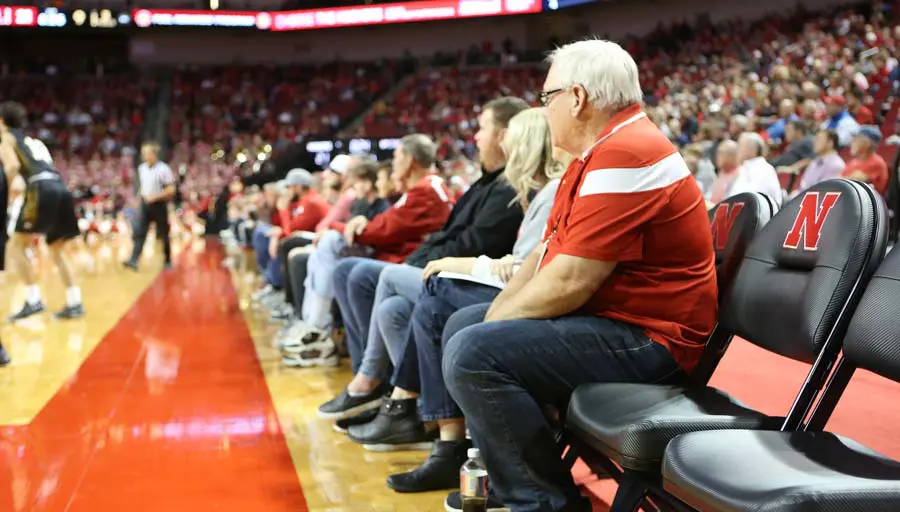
[579,152,691,196]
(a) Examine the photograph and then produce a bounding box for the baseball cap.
[280,168,314,188]
[328,154,351,175]
[857,125,883,144]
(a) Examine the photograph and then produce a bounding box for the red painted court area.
[0,247,306,512]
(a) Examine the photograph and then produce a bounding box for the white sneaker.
[281,327,332,354]
[251,285,275,302]
[260,292,286,310]
[282,340,340,368]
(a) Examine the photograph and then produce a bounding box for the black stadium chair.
[661,241,900,512]
[566,180,888,512]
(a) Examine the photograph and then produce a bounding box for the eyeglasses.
[539,88,564,106]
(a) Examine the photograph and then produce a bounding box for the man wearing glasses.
[440,39,717,511]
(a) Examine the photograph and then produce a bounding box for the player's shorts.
[14,177,80,245]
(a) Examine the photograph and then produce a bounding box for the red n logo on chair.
[783,192,841,251]
[710,202,744,251]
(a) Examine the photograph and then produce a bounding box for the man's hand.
[490,255,517,283]
[422,257,477,280]
[275,193,291,211]
[343,215,369,245]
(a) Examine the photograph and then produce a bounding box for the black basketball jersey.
[5,128,56,180]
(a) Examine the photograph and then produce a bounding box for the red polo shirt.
[540,104,717,372]
[842,153,889,196]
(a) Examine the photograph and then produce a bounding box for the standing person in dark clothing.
[124,142,176,271]
[0,165,9,364]
[0,101,84,322]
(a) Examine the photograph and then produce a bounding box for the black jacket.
[405,168,523,268]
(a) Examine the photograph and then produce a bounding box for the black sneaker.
[8,301,46,323]
[444,491,509,512]
[0,344,10,367]
[333,408,379,434]
[123,261,139,271]
[317,385,387,420]
[164,262,173,270]
[388,439,472,493]
[347,397,438,452]
[53,304,85,320]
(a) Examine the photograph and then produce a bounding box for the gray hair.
[545,38,642,111]
[738,131,767,159]
[399,133,437,169]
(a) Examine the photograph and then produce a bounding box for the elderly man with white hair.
[440,39,718,512]
[733,131,784,208]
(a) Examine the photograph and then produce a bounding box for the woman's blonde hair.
[501,108,566,209]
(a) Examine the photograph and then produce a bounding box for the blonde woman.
[422,107,566,286]
[371,109,567,494]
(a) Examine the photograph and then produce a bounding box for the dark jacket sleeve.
[405,182,522,267]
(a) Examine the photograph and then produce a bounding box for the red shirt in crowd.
[277,190,330,235]
[540,104,717,372]
[355,174,454,263]
[842,153,889,196]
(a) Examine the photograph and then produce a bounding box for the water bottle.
[460,447,488,512]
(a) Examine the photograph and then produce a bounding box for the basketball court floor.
[1,240,898,511]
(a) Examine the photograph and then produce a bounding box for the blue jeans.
[443,304,685,512]
[302,230,347,329]
[333,258,391,376]
[397,277,501,405]
[251,223,271,274]
[367,264,424,373]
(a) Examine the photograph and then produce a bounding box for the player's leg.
[7,232,45,321]
[0,335,9,366]
[46,184,84,319]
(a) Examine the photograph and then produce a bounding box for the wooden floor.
[0,237,448,511]
[3,236,900,511]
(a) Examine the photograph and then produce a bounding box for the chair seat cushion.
[566,383,781,471]
[662,430,900,512]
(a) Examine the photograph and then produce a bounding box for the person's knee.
[334,258,359,287]
[411,296,449,346]
[348,261,381,290]
[443,304,489,345]
[378,296,413,328]
[319,229,344,252]
[443,325,494,396]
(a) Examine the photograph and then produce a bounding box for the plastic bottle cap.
[467,448,480,459]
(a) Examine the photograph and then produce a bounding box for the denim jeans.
[251,223,271,275]
[405,277,501,418]
[367,264,424,373]
[333,258,391,377]
[302,230,347,329]
[443,304,685,512]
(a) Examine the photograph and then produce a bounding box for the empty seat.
[662,236,900,512]
[566,180,887,509]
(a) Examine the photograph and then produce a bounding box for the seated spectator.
[314,96,529,422]
[373,107,565,492]
[708,134,782,208]
[682,144,716,197]
[765,98,799,143]
[282,137,454,366]
[842,125,889,196]
[771,120,815,172]
[820,95,861,147]
[790,128,845,197]
[438,39,716,511]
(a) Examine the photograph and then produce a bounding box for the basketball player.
[0,101,84,322]
[0,162,10,365]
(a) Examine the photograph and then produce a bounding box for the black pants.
[280,236,312,312]
[130,200,171,264]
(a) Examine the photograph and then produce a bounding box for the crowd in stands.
[211,2,900,511]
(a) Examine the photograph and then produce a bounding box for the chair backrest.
[709,192,775,303]
[719,179,888,428]
[691,193,775,384]
[805,245,900,430]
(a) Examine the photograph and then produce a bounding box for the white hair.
[546,39,642,111]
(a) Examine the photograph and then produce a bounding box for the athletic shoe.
[260,292,286,310]
[275,321,309,349]
[122,261,139,271]
[251,284,275,302]
[333,408,379,434]
[444,491,509,512]
[53,304,85,320]
[164,262,173,270]
[8,301,46,323]
[387,439,472,492]
[270,303,294,321]
[347,397,437,452]
[318,386,387,420]
[0,344,10,367]
[281,328,331,354]
[281,343,340,368]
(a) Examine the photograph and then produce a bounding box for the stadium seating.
[662,242,900,511]
[566,179,888,511]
